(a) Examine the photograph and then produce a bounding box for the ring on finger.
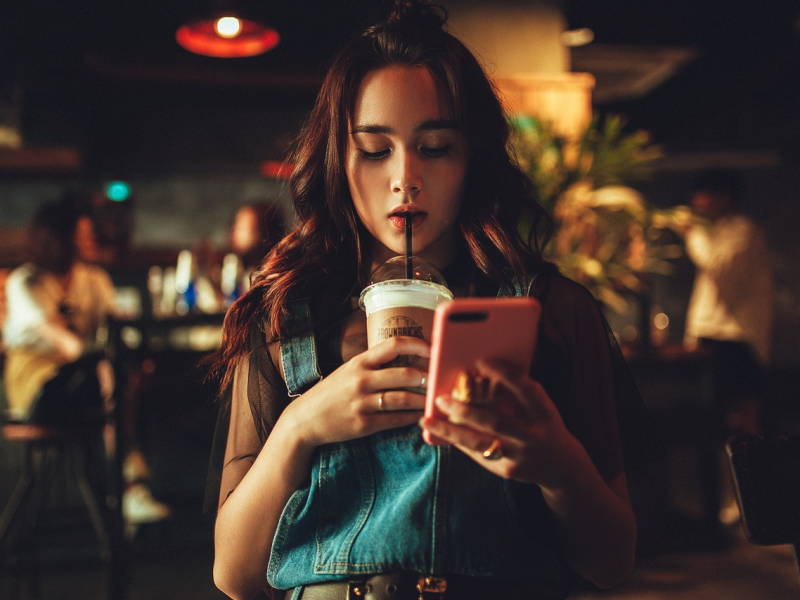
[482,438,503,461]
[419,373,427,389]
[378,392,386,412]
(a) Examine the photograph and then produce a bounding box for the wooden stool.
[0,418,120,598]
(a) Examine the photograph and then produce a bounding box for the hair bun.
[386,0,448,32]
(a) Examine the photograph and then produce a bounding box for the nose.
[391,150,422,197]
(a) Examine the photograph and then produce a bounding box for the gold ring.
[482,438,502,461]
[419,374,427,389]
[378,392,385,412]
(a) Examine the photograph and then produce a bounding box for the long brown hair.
[208,0,553,393]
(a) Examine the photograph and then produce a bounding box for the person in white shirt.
[2,200,170,531]
[3,203,115,419]
[682,169,774,435]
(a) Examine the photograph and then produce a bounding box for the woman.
[209,2,637,599]
[230,202,286,275]
[227,201,287,299]
[3,201,116,422]
[2,200,170,528]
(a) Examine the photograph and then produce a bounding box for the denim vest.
[268,278,563,595]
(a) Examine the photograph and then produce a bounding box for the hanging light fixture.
[176,1,280,58]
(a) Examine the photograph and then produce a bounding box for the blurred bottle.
[220,252,242,309]
[161,267,177,315]
[174,250,196,316]
[148,266,163,318]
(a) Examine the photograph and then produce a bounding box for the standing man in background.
[683,168,774,436]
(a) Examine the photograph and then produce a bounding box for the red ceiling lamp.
[176,2,280,58]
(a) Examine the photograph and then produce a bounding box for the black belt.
[286,571,556,600]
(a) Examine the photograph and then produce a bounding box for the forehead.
[351,65,450,124]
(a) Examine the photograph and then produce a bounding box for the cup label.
[367,306,433,368]
[377,315,425,343]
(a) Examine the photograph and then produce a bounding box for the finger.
[372,389,426,413]
[361,336,430,369]
[367,367,429,399]
[433,394,501,435]
[366,390,424,434]
[421,427,449,446]
[420,412,513,463]
[433,392,537,443]
[372,409,425,431]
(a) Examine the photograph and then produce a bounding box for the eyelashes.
[358,145,453,160]
[359,149,390,160]
[422,144,452,157]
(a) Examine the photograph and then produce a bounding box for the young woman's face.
[345,65,469,271]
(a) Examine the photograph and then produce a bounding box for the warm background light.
[215,17,242,39]
[561,27,595,47]
[176,16,279,58]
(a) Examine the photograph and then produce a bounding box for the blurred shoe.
[123,448,152,484]
[123,483,171,526]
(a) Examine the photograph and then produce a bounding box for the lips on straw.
[405,213,413,279]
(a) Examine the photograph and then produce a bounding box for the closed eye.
[421,144,452,157]
[359,149,390,160]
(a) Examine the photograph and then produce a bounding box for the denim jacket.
[267,277,564,595]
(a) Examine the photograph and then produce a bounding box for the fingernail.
[435,395,450,410]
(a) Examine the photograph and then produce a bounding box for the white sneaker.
[123,483,171,526]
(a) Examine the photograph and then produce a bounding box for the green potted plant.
[511,113,679,325]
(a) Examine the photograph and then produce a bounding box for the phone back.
[424,297,541,419]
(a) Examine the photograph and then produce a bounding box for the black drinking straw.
[405,213,413,279]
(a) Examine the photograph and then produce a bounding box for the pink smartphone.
[423,297,541,425]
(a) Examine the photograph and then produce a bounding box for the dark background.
[1,0,798,172]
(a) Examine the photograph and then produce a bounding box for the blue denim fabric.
[268,284,562,592]
[280,299,323,396]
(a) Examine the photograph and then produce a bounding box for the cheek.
[347,163,384,211]
[437,164,468,215]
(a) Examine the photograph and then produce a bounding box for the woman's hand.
[420,358,637,589]
[36,320,83,362]
[282,335,430,449]
[419,358,577,487]
[214,335,430,600]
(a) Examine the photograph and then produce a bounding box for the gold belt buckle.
[348,580,370,598]
[417,575,447,599]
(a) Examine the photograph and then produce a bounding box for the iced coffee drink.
[359,257,452,378]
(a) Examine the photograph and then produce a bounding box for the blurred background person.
[682,168,774,437]
[677,168,775,534]
[2,201,113,423]
[1,198,170,532]
[222,201,286,305]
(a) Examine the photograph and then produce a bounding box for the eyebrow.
[350,119,458,135]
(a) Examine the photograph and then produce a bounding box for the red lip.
[389,210,426,229]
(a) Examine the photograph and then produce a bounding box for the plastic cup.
[359,258,452,384]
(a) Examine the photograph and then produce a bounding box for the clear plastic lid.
[367,256,448,287]
[359,256,452,314]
